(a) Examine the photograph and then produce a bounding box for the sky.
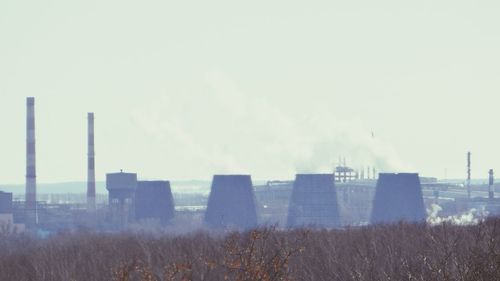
[1,0,500,183]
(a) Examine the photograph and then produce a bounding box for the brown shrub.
[1,219,500,281]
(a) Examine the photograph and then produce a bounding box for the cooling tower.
[370,173,426,224]
[87,113,96,211]
[204,175,258,229]
[287,174,341,228]
[25,97,37,224]
[136,181,175,224]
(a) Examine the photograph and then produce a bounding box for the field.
[1,219,500,281]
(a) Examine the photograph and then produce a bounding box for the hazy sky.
[1,0,499,183]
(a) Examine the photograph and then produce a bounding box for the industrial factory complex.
[1,97,500,234]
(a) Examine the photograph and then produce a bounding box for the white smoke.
[427,203,489,225]
[130,68,410,179]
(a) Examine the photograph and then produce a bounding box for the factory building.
[0,191,25,233]
[9,96,500,232]
[106,172,137,228]
[287,174,341,228]
[0,191,13,214]
[205,175,258,229]
[371,173,426,224]
[136,181,175,224]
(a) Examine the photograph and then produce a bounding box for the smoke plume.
[131,69,410,179]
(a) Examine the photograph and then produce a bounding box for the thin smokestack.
[467,152,471,199]
[25,97,37,221]
[87,112,96,210]
[488,169,494,200]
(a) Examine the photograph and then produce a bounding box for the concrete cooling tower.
[370,173,426,224]
[204,175,258,229]
[136,181,175,224]
[287,174,341,228]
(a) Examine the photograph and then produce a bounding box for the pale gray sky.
[1,0,499,183]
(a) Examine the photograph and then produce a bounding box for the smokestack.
[343,157,347,182]
[489,169,494,200]
[467,152,471,199]
[25,97,37,223]
[87,113,96,211]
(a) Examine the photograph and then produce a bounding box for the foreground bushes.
[1,219,500,281]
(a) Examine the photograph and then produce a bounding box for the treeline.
[1,219,500,281]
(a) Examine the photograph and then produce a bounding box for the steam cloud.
[131,69,410,179]
[427,203,489,225]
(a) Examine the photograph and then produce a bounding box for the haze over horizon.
[1,0,500,183]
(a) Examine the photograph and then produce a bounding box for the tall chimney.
[467,152,471,199]
[25,97,37,223]
[488,169,494,200]
[87,113,96,211]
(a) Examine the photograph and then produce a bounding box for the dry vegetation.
[1,219,500,281]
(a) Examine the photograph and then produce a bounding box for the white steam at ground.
[427,203,489,225]
[131,69,411,179]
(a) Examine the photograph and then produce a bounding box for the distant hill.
[0,182,106,194]
[0,181,214,195]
